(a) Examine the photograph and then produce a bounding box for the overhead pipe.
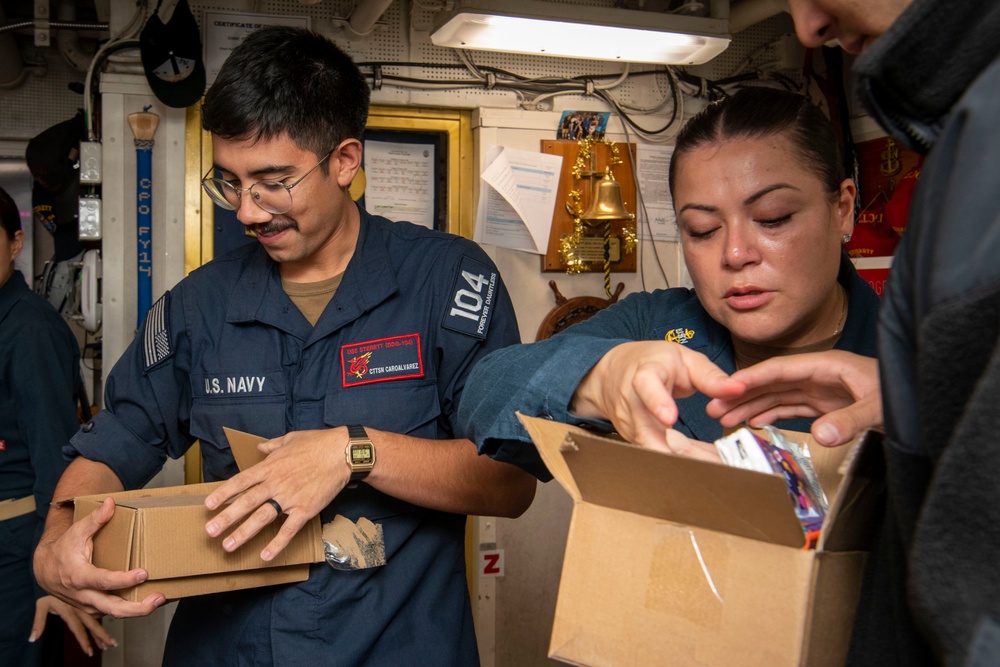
[342,0,394,41]
[729,0,788,33]
[0,8,108,89]
[56,0,97,72]
[0,5,26,88]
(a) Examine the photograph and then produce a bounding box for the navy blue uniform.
[69,209,519,665]
[459,254,880,480]
[1,271,80,666]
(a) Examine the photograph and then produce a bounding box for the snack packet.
[714,426,828,535]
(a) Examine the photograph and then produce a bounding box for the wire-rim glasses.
[201,147,336,215]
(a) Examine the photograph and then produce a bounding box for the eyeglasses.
[201,147,336,215]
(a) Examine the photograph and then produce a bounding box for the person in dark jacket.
[708,1,1000,664]
[0,186,115,664]
[458,87,881,480]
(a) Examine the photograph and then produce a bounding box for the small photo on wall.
[557,111,610,141]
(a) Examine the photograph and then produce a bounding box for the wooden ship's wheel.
[535,280,625,341]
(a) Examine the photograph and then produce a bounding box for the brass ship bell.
[581,167,633,223]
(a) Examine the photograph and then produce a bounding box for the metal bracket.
[34,0,50,47]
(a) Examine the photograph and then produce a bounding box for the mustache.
[250,218,298,236]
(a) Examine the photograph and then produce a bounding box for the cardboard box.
[73,428,325,602]
[518,414,884,667]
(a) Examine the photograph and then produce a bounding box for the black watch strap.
[346,424,375,483]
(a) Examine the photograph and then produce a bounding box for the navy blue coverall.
[1,270,80,666]
[68,209,520,666]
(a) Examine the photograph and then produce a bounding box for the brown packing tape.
[322,515,386,569]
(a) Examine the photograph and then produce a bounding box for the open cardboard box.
[73,428,325,602]
[518,414,884,667]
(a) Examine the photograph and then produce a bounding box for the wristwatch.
[345,424,375,483]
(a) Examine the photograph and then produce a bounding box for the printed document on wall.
[475,146,562,254]
[364,140,436,229]
[636,144,678,241]
[204,11,311,85]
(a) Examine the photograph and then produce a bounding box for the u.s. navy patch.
[143,292,172,371]
[341,333,424,387]
[193,371,285,398]
[443,256,498,339]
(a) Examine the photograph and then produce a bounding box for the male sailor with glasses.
[33,26,534,666]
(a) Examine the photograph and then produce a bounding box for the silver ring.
[266,498,283,515]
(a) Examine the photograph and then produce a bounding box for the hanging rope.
[603,219,612,298]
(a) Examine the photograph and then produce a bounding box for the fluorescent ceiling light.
[431,0,731,66]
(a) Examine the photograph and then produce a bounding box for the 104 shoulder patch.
[443,256,498,339]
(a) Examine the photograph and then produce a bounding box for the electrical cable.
[354,55,752,133]
[83,0,146,140]
[0,20,109,34]
[613,70,675,115]
[456,48,487,80]
[84,38,140,140]
[80,330,102,372]
[595,88,678,141]
[616,115,672,291]
[674,69,727,100]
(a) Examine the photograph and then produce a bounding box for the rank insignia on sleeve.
[443,255,498,339]
[143,292,173,371]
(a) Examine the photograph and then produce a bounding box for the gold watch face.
[349,443,374,467]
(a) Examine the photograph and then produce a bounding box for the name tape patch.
[341,333,424,388]
[193,371,285,398]
[443,256,498,339]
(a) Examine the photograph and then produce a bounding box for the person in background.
[0,186,115,664]
[33,26,534,666]
[709,1,1000,665]
[458,86,881,479]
